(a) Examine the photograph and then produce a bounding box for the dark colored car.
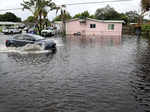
[73,32,81,36]
[5,34,56,50]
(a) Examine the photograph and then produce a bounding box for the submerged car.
[5,34,56,50]
[41,27,55,37]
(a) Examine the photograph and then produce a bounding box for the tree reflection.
[130,38,150,112]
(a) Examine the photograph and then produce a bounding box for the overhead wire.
[64,0,133,6]
[0,0,133,12]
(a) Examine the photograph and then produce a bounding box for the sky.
[0,0,146,21]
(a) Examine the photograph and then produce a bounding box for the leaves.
[95,5,121,20]
[21,0,57,34]
[141,0,150,11]
[53,13,71,21]
[0,12,21,22]
[73,11,92,19]
[21,0,57,18]
[55,5,69,21]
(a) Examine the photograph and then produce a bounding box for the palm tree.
[139,0,150,24]
[42,9,48,28]
[56,5,70,35]
[141,0,150,11]
[21,0,57,34]
[21,0,35,14]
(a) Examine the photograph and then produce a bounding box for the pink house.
[66,18,124,36]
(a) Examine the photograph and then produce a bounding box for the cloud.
[0,0,146,21]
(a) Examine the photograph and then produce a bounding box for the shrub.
[0,27,2,32]
[142,24,150,31]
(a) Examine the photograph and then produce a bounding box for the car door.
[13,35,27,47]
[23,35,35,45]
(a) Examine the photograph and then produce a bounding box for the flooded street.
[0,34,150,112]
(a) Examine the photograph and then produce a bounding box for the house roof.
[66,18,124,23]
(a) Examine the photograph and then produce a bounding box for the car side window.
[13,35,24,40]
[23,35,35,41]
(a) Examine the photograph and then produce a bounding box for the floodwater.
[0,34,150,112]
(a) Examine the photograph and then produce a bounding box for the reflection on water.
[0,35,150,112]
[66,35,121,47]
[130,38,150,112]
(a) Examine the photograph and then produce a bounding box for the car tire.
[49,33,52,37]
[45,44,56,50]
[6,42,11,47]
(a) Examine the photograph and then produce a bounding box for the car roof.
[13,34,44,40]
[24,34,44,39]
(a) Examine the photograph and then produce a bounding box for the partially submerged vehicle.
[5,34,56,50]
[41,27,55,37]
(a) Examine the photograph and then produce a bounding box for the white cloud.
[0,0,148,21]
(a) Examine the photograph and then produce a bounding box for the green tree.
[89,14,96,19]
[0,12,21,22]
[21,0,57,34]
[55,5,70,35]
[73,11,94,19]
[53,15,61,21]
[140,0,150,24]
[53,13,71,21]
[95,5,121,20]
[24,16,35,23]
[80,11,90,19]
[73,13,81,18]
[141,0,150,11]
[125,11,140,23]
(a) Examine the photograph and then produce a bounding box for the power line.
[65,0,133,6]
[0,0,133,12]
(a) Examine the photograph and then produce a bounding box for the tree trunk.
[39,12,42,35]
[43,16,47,29]
[63,20,66,35]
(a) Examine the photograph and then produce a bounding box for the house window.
[90,24,96,28]
[108,24,115,30]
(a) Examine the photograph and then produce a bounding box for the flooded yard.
[0,34,150,112]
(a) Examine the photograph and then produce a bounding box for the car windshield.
[47,27,53,30]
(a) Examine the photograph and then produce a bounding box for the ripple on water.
[0,36,150,112]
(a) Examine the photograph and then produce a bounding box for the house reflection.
[130,38,150,112]
[66,35,121,47]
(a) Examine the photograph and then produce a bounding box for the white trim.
[0,22,22,25]
[66,18,124,23]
